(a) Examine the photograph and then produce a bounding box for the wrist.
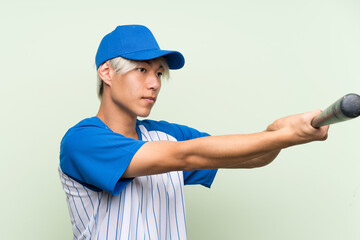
[272,127,298,148]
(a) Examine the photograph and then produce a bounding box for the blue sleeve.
[167,122,218,188]
[183,169,217,188]
[60,120,146,196]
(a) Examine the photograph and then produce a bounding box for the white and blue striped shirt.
[59,117,217,240]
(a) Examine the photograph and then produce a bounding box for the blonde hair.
[97,57,169,98]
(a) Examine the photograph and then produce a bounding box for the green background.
[2,0,360,239]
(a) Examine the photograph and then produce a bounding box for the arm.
[122,110,329,178]
[226,149,281,168]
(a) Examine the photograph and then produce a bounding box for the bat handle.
[311,112,329,128]
[311,93,360,128]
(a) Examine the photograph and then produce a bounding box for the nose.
[147,73,161,90]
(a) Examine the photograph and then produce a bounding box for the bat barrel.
[311,93,360,128]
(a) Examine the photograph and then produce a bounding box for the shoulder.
[60,117,129,156]
[60,117,105,146]
[59,117,144,194]
[64,117,108,136]
[137,119,210,141]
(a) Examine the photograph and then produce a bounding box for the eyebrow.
[142,60,164,70]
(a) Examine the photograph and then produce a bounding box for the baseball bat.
[311,93,360,128]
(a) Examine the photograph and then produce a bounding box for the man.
[59,24,328,240]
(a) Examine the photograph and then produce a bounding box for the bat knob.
[341,93,360,118]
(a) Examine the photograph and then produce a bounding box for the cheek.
[109,81,126,100]
[111,79,140,101]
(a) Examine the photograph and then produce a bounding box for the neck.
[96,97,139,140]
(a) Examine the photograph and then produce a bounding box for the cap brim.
[121,50,185,70]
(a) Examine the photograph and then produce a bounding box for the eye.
[137,68,146,73]
[156,72,163,77]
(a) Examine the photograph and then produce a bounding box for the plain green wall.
[2,0,360,239]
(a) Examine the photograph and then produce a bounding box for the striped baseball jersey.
[59,117,217,240]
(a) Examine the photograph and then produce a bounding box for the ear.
[98,61,112,87]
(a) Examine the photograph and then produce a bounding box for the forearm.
[180,110,329,170]
[225,149,281,168]
[180,130,289,170]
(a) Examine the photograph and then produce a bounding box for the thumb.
[307,109,323,121]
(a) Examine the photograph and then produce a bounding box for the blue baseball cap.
[95,25,185,70]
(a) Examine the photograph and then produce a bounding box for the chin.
[135,105,154,118]
[138,113,150,118]
[137,110,151,118]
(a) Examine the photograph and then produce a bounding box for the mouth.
[142,97,156,104]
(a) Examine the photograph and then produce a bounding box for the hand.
[266,110,329,146]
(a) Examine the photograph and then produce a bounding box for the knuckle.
[322,134,328,141]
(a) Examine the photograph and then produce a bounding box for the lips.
[142,97,156,104]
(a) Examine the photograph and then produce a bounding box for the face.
[108,59,164,118]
